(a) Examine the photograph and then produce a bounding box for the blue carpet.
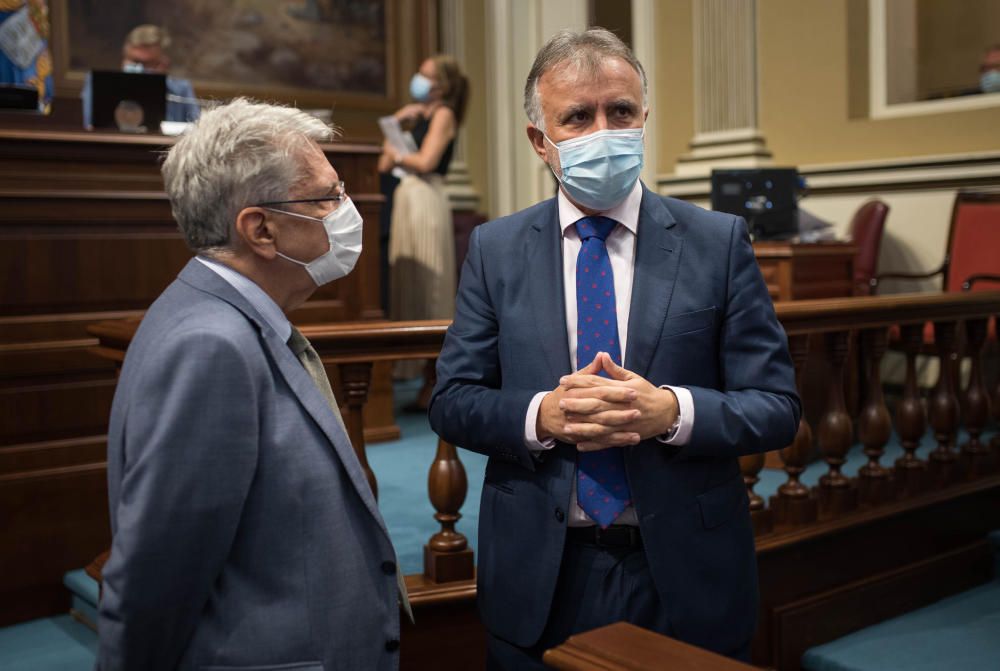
[1,380,994,671]
[0,615,97,671]
[802,532,1000,671]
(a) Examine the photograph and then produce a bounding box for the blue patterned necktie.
[574,216,631,528]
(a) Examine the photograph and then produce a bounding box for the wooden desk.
[754,241,857,301]
[544,622,758,670]
[0,128,387,626]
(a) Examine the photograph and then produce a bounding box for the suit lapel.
[265,334,387,533]
[527,201,573,379]
[177,260,389,537]
[625,186,683,378]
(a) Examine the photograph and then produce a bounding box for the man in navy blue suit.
[429,28,800,670]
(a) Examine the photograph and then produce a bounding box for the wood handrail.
[88,292,1000,351]
[774,291,1000,334]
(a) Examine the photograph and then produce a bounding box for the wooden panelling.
[0,464,110,627]
[0,128,389,626]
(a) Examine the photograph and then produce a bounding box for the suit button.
[381,560,396,575]
[554,507,565,523]
[385,639,400,652]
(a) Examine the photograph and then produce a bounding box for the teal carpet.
[0,380,994,670]
[802,532,1000,671]
[0,615,97,671]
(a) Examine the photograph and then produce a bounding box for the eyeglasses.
[256,181,347,207]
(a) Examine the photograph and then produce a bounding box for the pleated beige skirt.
[389,173,456,378]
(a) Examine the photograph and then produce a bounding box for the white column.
[486,0,588,217]
[439,0,480,211]
[631,0,659,188]
[674,0,772,177]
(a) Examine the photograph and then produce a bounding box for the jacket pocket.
[485,480,515,495]
[696,474,746,529]
[660,306,716,339]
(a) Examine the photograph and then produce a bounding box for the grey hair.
[161,98,336,252]
[524,27,648,132]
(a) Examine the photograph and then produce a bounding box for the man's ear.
[526,124,549,162]
[235,207,277,260]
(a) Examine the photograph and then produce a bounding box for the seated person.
[80,24,199,128]
[980,44,1000,94]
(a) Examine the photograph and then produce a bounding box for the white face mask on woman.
[265,198,364,286]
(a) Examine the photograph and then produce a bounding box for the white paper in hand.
[378,115,418,156]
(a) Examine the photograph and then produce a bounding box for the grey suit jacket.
[98,259,402,671]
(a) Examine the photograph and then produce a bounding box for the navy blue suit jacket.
[429,185,800,658]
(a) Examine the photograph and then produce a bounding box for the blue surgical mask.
[545,127,645,211]
[981,70,1000,94]
[122,61,145,74]
[410,73,433,102]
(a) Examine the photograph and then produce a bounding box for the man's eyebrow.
[558,103,594,122]
[605,98,639,110]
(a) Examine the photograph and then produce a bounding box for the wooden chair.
[873,190,1000,299]
[873,190,1000,345]
[849,199,889,296]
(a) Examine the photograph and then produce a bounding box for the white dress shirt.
[196,256,292,343]
[523,181,695,527]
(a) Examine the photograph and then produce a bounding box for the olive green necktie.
[287,326,346,431]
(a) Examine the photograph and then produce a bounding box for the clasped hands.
[536,352,679,451]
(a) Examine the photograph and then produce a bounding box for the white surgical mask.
[545,127,645,211]
[267,198,364,286]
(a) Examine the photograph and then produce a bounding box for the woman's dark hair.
[431,54,469,125]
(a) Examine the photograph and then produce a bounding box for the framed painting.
[47,0,432,110]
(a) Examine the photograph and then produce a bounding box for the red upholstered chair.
[873,190,1000,346]
[873,190,1000,298]
[848,200,889,296]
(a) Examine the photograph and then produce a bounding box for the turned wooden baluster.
[770,333,818,528]
[927,321,960,487]
[338,361,378,498]
[739,452,771,535]
[817,330,857,519]
[424,438,475,582]
[857,327,894,505]
[960,317,993,479]
[894,323,928,497]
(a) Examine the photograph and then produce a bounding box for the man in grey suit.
[98,98,407,670]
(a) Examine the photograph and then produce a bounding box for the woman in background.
[379,54,468,408]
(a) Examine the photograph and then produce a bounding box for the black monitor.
[710,168,800,240]
[90,70,166,133]
[0,84,39,111]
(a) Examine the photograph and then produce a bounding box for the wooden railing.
[89,292,1000,586]
[88,292,1000,670]
[743,291,1000,537]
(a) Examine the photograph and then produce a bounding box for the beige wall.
[651,0,1000,173]
[917,0,1000,99]
[654,0,695,177]
[461,0,491,216]
[757,0,1000,167]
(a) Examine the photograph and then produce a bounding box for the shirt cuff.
[656,385,694,446]
[524,391,557,452]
